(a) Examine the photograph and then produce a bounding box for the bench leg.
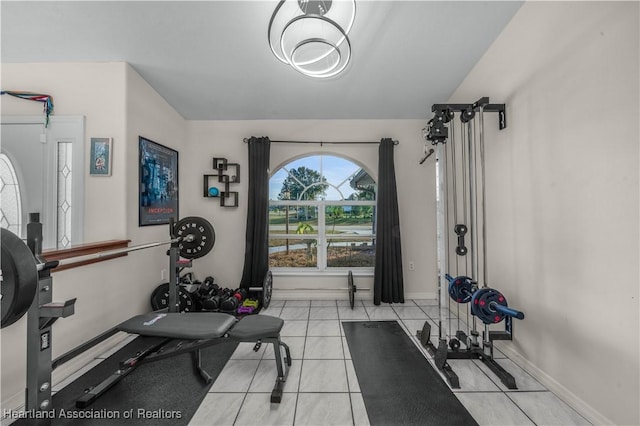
[193,349,213,384]
[268,337,290,403]
[281,341,292,366]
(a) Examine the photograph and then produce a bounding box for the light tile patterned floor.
[53,299,592,426]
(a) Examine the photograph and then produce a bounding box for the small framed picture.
[89,138,112,176]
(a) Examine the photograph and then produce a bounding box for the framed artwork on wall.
[138,136,179,226]
[89,137,112,176]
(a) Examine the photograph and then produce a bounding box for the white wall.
[448,2,639,425]
[184,120,436,300]
[1,62,129,409]
[0,63,188,410]
[1,63,128,241]
[118,64,189,316]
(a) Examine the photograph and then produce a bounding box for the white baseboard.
[496,344,613,426]
[405,292,437,300]
[271,291,436,301]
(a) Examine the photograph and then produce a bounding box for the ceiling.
[1,1,522,120]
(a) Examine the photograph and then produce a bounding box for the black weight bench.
[76,313,291,408]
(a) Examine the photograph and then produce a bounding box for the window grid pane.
[268,154,377,270]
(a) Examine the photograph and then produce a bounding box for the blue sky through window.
[269,155,367,200]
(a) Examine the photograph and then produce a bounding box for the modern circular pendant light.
[268,0,356,79]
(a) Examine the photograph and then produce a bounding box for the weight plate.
[1,228,38,328]
[447,275,474,304]
[348,270,355,309]
[150,283,168,310]
[150,282,196,312]
[471,288,507,324]
[175,216,216,259]
[262,270,272,309]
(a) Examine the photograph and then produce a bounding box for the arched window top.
[269,155,376,201]
[0,153,23,236]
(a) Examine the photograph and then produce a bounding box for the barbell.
[445,273,525,324]
[1,216,215,328]
[249,270,369,310]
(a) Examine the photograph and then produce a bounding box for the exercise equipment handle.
[491,303,525,320]
[419,148,435,164]
[445,274,454,283]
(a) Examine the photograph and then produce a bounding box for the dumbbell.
[221,288,248,312]
[242,299,260,309]
[201,286,230,311]
[237,306,255,315]
[445,274,525,324]
[196,276,215,297]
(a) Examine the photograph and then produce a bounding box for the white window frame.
[269,198,376,275]
[0,115,85,248]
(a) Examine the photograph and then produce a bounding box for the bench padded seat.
[119,312,237,339]
[228,315,284,341]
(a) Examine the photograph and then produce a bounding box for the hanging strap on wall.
[1,91,54,127]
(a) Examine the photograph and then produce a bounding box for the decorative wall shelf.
[203,157,239,207]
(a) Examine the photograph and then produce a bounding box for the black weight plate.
[262,270,272,309]
[150,282,196,312]
[348,270,355,309]
[150,283,169,310]
[179,290,197,312]
[1,228,38,328]
[175,216,215,259]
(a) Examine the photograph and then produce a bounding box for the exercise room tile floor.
[56,299,592,426]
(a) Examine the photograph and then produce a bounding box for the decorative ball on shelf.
[208,187,220,197]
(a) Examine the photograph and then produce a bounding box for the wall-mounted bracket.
[431,96,507,132]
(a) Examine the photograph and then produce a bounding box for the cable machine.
[418,97,525,389]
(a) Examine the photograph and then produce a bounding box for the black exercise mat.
[14,335,238,426]
[343,321,478,426]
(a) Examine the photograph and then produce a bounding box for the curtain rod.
[242,138,399,145]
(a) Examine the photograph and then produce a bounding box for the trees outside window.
[268,155,376,270]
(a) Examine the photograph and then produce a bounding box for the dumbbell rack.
[417,98,522,390]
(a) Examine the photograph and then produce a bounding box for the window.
[0,153,23,236]
[269,155,376,271]
[1,117,84,248]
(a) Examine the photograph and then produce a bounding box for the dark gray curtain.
[240,136,271,290]
[373,138,405,304]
